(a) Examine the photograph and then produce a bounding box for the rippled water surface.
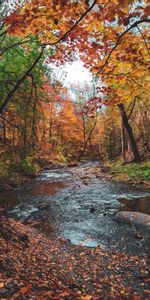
[0,162,150,255]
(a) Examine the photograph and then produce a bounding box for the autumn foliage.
[0,2,150,299]
[0,0,150,164]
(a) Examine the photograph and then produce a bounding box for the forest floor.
[0,216,150,300]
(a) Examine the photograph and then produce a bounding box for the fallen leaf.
[0,283,4,288]
[20,284,32,295]
[80,295,92,300]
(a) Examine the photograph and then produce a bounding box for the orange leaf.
[20,284,32,295]
[80,295,92,300]
[0,282,4,288]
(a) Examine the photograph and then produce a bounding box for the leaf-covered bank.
[0,216,150,300]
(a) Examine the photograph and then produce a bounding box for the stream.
[0,162,150,256]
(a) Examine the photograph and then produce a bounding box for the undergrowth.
[111,161,150,181]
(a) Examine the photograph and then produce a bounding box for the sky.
[50,60,92,87]
[64,60,92,85]
[49,59,97,101]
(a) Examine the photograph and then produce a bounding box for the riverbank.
[1,158,150,191]
[102,161,150,188]
[0,155,69,191]
[0,216,150,300]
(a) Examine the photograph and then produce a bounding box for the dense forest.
[0,0,149,187]
[0,1,150,299]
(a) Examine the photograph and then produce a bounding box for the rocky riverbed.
[1,162,150,256]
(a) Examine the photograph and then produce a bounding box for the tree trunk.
[2,111,6,145]
[118,103,141,162]
[77,116,97,161]
[121,121,126,160]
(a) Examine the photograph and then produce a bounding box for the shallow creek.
[0,162,150,256]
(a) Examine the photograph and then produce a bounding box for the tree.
[2,0,150,161]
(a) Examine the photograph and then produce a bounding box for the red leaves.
[83,96,102,117]
[105,4,117,22]
[20,284,32,295]
[144,5,150,16]
[0,212,150,300]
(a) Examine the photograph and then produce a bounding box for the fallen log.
[113,211,150,228]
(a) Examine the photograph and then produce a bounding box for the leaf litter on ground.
[0,216,150,300]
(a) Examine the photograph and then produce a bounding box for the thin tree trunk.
[49,107,53,140]
[77,117,97,161]
[2,111,6,145]
[118,103,141,162]
[121,121,126,161]
[23,75,34,149]
[12,126,15,147]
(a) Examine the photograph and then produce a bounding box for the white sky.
[50,60,92,86]
[49,59,96,101]
[64,60,92,85]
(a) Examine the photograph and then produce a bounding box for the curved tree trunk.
[118,103,141,163]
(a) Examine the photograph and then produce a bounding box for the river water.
[0,162,150,256]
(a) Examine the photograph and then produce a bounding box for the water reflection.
[119,196,150,215]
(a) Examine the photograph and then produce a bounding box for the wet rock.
[90,206,95,213]
[113,211,150,228]
[81,175,90,180]
[63,196,69,200]
[83,179,89,185]
[37,202,49,210]
[66,238,71,244]
[75,219,79,223]
[95,174,102,178]
[67,162,79,167]
[134,232,143,240]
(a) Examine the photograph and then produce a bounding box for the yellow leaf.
[80,295,92,300]
[0,283,4,288]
